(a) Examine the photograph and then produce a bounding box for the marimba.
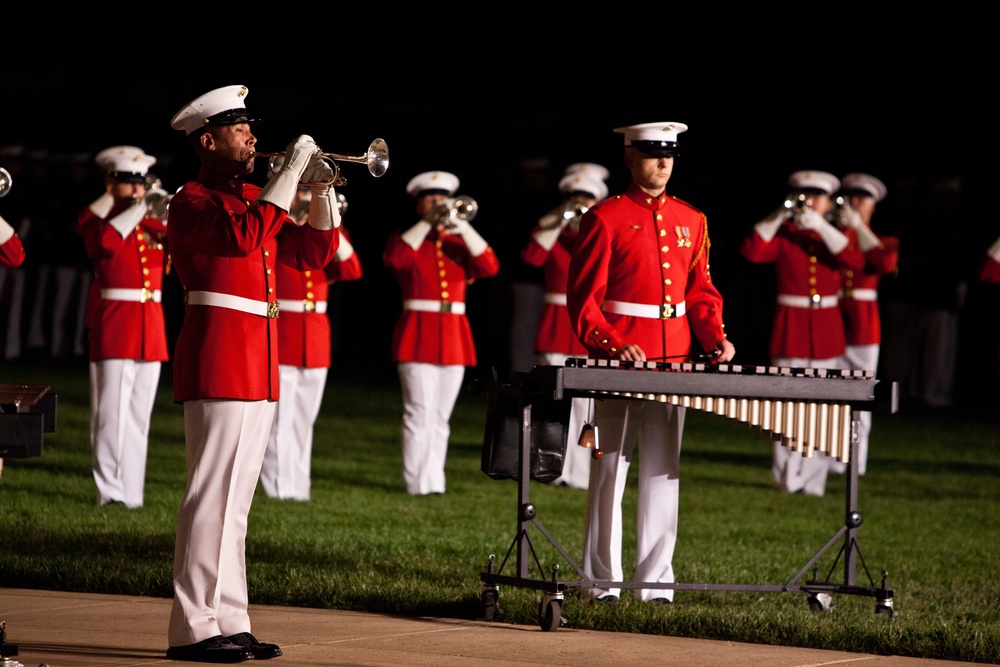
[479,360,898,631]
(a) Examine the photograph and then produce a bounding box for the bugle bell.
[253,138,389,187]
[437,195,478,228]
[0,167,12,198]
[826,195,849,227]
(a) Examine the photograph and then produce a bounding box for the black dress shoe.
[650,597,672,605]
[227,632,283,660]
[593,594,619,604]
[166,635,253,663]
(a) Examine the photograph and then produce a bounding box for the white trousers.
[829,344,879,476]
[169,399,276,646]
[540,352,593,490]
[260,365,328,501]
[397,362,465,495]
[89,359,161,508]
[771,355,846,497]
[582,399,684,602]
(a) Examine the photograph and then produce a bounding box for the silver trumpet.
[0,167,12,198]
[559,199,589,223]
[826,195,849,227]
[783,192,810,213]
[437,195,478,228]
[253,138,389,187]
[144,188,173,220]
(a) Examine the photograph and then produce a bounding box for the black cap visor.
[631,140,680,158]
[205,108,262,129]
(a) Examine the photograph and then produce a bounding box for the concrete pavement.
[0,588,987,667]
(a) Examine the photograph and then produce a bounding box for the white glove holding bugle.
[445,211,488,256]
[532,204,575,251]
[753,205,792,242]
[795,208,849,254]
[0,213,14,244]
[988,234,1000,263]
[257,135,319,211]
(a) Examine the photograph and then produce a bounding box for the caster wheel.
[807,592,834,613]
[539,597,563,632]
[482,588,498,622]
[875,598,897,617]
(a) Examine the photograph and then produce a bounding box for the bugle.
[437,195,478,228]
[253,138,389,187]
[0,167,12,198]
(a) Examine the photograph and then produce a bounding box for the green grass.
[1,357,999,663]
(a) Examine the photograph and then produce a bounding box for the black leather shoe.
[650,597,672,605]
[227,632,283,660]
[593,594,619,605]
[166,635,253,663]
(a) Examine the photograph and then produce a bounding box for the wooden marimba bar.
[528,358,880,462]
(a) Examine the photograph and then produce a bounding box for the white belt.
[839,288,878,302]
[544,292,567,305]
[403,299,466,314]
[279,299,328,313]
[777,294,839,309]
[602,299,686,319]
[101,288,161,303]
[186,290,279,318]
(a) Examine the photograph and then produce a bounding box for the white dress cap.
[840,172,887,202]
[787,170,840,195]
[563,162,610,182]
[170,85,255,135]
[103,152,157,179]
[406,171,459,197]
[614,122,688,156]
[95,145,145,169]
[559,172,608,201]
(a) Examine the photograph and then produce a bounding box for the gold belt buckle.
[661,303,674,319]
[267,301,280,319]
[140,288,153,303]
[304,300,316,313]
[440,301,452,313]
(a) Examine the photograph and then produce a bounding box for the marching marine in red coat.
[165,85,340,664]
[77,146,167,509]
[567,122,734,604]
[0,213,25,267]
[831,173,898,476]
[261,191,362,501]
[383,171,500,495]
[740,170,864,497]
[521,166,608,489]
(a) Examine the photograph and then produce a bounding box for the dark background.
[3,12,995,410]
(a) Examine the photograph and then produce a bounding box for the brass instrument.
[437,195,478,228]
[783,192,810,213]
[826,195,849,227]
[336,192,348,215]
[145,189,173,220]
[253,138,389,187]
[559,200,589,225]
[0,167,12,198]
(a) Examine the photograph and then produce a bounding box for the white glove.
[753,205,790,242]
[988,235,1000,262]
[108,201,148,238]
[797,209,848,254]
[302,159,335,192]
[450,216,489,256]
[400,220,433,250]
[257,134,319,211]
[88,192,114,218]
[532,212,565,251]
[306,187,341,231]
[840,205,864,230]
[0,214,14,244]
[854,224,883,252]
[334,233,354,261]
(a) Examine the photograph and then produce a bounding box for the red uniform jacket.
[77,204,169,362]
[383,227,500,366]
[980,255,1000,284]
[0,234,25,267]
[839,232,899,346]
[567,184,727,360]
[741,219,865,360]
[521,228,588,356]
[275,228,362,369]
[168,168,339,402]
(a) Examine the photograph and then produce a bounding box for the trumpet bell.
[363,138,389,178]
[441,195,478,224]
[0,167,12,198]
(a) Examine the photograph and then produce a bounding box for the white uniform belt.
[403,299,466,314]
[186,290,279,318]
[100,288,161,303]
[777,294,839,309]
[279,299,328,314]
[544,292,567,305]
[602,299,686,319]
[839,288,878,302]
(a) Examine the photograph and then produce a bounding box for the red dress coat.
[383,227,500,366]
[980,255,1000,284]
[521,228,588,356]
[567,184,727,360]
[77,204,169,362]
[275,228,362,369]
[0,234,25,267]
[168,168,339,402]
[741,219,865,360]
[840,233,899,346]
